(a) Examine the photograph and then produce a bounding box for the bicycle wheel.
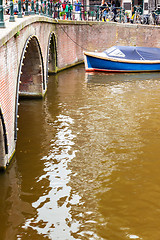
[108,11,114,21]
[157,14,160,25]
[155,14,160,25]
[133,14,137,24]
[148,15,154,25]
[137,15,142,24]
[142,15,148,24]
[115,13,125,23]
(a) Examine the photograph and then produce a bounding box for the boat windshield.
[103,46,160,61]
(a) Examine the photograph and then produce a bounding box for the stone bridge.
[0,15,160,169]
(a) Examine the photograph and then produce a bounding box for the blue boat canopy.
[103,46,160,61]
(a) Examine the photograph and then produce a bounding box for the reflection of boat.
[83,46,160,73]
[85,71,160,85]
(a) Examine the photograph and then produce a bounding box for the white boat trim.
[83,51,160,64]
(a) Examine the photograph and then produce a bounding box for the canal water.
[1,65,160,240]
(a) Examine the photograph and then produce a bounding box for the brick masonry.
[0,16,160,168]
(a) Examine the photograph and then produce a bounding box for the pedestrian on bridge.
[101,0,109,21]
[65,1,73,19]
[111,0,117,22]
[74,0,81,20]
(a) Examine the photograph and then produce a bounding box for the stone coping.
[0,15,103,47]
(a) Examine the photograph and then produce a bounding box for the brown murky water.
[1,65,160,240]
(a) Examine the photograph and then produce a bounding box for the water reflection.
[85,71,160,85]
[23,113,78,239]
[1,66,160,239]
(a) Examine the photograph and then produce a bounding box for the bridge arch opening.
[19,36,45,98]
[0,108,8,168]
[47,32,57,74]
[14,35,46,141]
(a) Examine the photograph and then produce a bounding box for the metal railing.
[0,1,126,28]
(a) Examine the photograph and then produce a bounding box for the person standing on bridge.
[111,0,117,22]
[100,0,109,21]
[74,0,81,21]
[65,1,73,19]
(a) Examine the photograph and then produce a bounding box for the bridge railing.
[0,0,126,28]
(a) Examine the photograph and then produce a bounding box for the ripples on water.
[1,66,160,240]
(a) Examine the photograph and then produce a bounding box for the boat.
[83,46,160,73]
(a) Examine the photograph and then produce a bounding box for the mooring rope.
[55,19,88,51]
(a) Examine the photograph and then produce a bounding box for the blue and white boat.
[83,46,160,72]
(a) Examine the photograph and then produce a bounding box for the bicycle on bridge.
[131,5,160,25]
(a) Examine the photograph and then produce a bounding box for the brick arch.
[19,35,46,98]
[14,35,46,140]
[0,107,8,168]
[47,32,57,75]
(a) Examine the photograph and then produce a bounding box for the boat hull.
[84,53,160,73]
